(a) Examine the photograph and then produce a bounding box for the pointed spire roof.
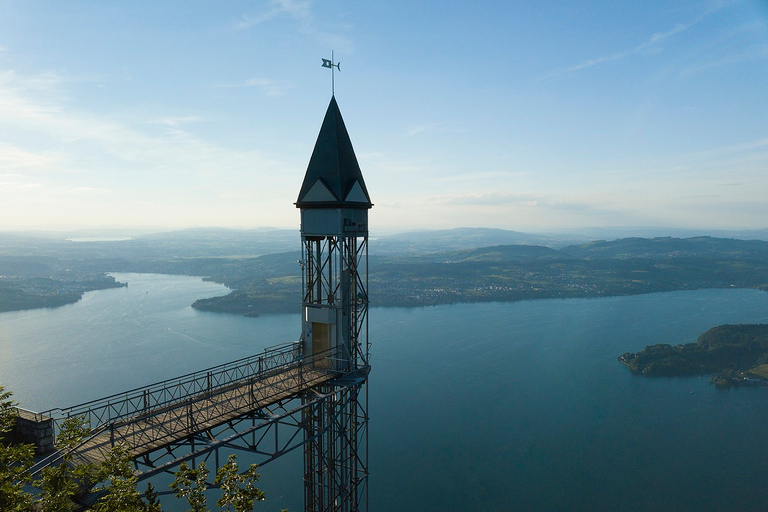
[296,96,372,209]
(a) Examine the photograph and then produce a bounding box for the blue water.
[1,274,768,511]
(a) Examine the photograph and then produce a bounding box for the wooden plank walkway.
[68,364,337,468]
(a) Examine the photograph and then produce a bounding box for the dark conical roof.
[296,96,372,209]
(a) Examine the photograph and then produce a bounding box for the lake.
[1,273,768,511]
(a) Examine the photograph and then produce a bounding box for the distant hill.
[553,227,768,242]
[560,236,768,260]
[5,227,767,261]
[0,228,298,260]
[444,244,571,263]
[388,244,572,264]
[373,227,586,254]
[0,227,576,260]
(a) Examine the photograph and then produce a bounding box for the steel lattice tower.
[297,95,372,512]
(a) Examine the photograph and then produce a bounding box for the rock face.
[619,324,768,384]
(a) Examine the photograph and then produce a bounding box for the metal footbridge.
[28,342,367,490]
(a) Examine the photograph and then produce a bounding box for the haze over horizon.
[1,1,767,233]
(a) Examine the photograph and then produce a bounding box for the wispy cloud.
[679,42,768,76]
[0,144,60,170]
[236,0,353,52]
[404,122,449,137]
[660,137,768,181]
[698,137,768,156]
[0,180,41,190]
[432,170,528,186]
[152,116,202,127]
[545,11,708,80]
[237,0,312,29]
[64,186,111,194]
[369,189,637,231]
[0,173,43,191]
[214,78,293,96]
[0,70,68,99]
[430,191,604,213]
[0,68,297,228]
[435,191,541,206]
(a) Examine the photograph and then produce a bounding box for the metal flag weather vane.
[322,51,340,95]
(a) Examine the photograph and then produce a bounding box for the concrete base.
[13,408,54,454]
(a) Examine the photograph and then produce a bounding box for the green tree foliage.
[170,462,210,512]
[619,324,768,384]
[215,455,265,512]
[0,386,273,511]
[0,386,35,511]
[92,443,145,512]
[35,416,99,512]
[142,482,163,512]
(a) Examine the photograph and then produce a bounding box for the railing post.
[187,398,193,432]
[110,423,114,447]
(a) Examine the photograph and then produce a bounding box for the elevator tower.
[297,95,371,511]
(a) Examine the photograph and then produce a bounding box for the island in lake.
[619,324,768,387]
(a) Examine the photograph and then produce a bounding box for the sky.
[0,0,767,234]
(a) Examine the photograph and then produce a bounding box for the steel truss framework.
[66,378,366,508]
[302,235,369,371]
[133,376,368,489]
[304,378,368,512]
[301,232,369,512]
[28,343,367,512]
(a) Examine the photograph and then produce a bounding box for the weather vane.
[321,51,340,95]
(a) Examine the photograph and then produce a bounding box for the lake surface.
[1,273,768,511]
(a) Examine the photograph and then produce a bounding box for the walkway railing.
[40,342,303,434]
[26,342,348,477]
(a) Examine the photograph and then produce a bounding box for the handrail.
[40,342,304,432]
[97,347,340,456]
[14,407,52,423]
[27,422,112,478]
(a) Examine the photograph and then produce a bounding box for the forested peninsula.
[0,269,125,313]
[619,324,768,386]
